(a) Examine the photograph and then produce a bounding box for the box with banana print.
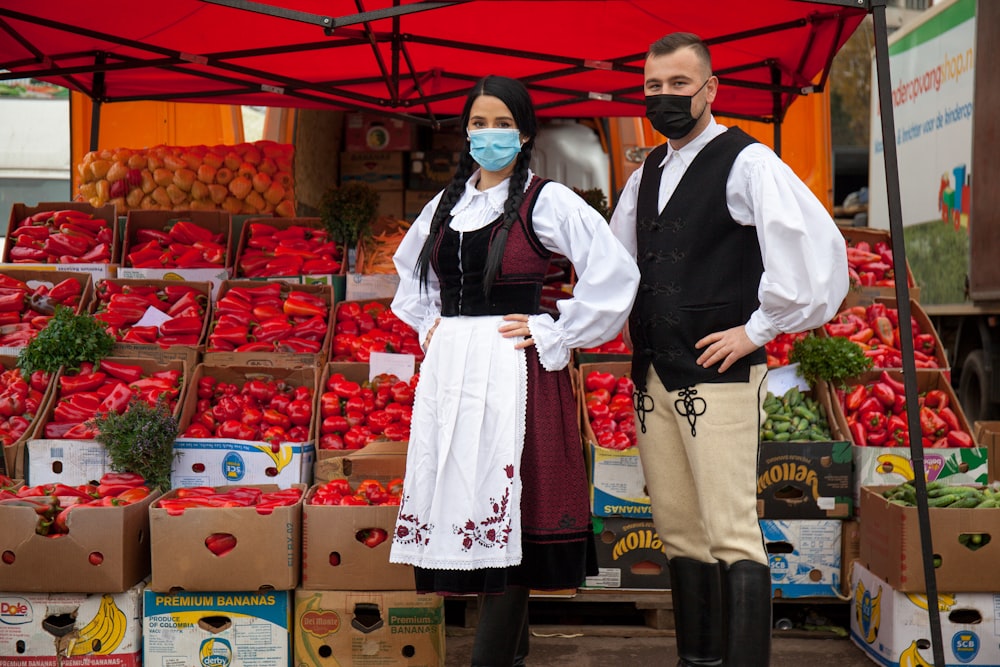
[0,581,143,666]
[851,561,1000,667]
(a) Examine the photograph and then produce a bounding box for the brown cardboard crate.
[5,201,118,264]
[148,484,304,592]
[0,490,160,593]
[90,277,212,351]
[233,215,346,281]
[859,484,1000,592]
[840,227,920,303]
[976,421,1000,482]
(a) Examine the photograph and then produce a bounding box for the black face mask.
[645,79,710,140]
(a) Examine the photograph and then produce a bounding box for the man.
[609,33,848,667]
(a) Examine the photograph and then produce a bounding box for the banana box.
[143,590,291,667]
[0,580,143,667]
[582,516,670,590]
[851,561,1000,666]
[148,484,304,593]
[171,364,317,488]
[293,589,444,667]
[859,485,1000,592]
[761,519,842,598]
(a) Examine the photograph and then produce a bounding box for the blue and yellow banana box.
[851,561,1000,667]
[143,590,291,667]
[761,519,842,598]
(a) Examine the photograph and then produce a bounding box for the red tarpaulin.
[0,1,865,123]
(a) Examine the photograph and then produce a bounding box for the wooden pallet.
[445,589,675,638]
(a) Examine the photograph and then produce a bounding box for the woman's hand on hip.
[499,314,534,349]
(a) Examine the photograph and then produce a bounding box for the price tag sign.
[768,363,809,397]
[370,352,416,382]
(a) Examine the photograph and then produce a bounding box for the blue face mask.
[468,128,523,172]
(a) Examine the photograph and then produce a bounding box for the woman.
[389,75,639,667]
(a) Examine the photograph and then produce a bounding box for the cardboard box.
[578,361,649,518]
[761,519,842,598]
[821,296,948,371]
[404,189,438,221]
[756,439,854,519]
[0,580,144,666]
[5,201,119,265]
[850,561,1000,666]
[143,589,291,667]
[27,356,187,486]
[172,364,317,488]
[828,370,987,509]
[0,355,54,480]
[339,152,405,191]
[301,487,413,591]
[840,227,919,303]
[376,189,404,220]
[118,209,233,299]
[148,484,304,592]
[0,491,159,593]
[0,269,93,359]
[583,516,669,590]
[293,589,444,667]
[345,271,401,302]
[858,484,1000,593]
[90,277,213,351]
[841,517,861,597]
[975,420,1000,482]
[344,112,415,152]
[232,216,346,282]
[407,150,461,192]
[202,280,333,368]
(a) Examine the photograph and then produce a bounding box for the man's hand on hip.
[695,325,758,373]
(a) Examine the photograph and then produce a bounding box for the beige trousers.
[636,364,769,565]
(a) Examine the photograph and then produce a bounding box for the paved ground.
[443,631,874,666]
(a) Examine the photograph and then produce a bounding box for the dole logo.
[0,598,32,625]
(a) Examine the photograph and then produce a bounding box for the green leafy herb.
[88,397,178,491]
[320,182,381,263]
[17,305,115,376]
[788,334,873,388]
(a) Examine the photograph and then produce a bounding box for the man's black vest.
[630,127,765,392]
[433,175,552,316]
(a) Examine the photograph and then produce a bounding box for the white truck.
[867,0,1000,421]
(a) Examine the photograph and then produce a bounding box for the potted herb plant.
[319,181,381,272]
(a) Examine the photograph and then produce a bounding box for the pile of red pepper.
[181,374,313,444]
[43,361,183,439]
[318,372,416,450]
[838,370,974,448]
[0,474,17,490]
[237,222,342,277]
[584,370,636,450]
[92,281,208,346]
[207,282,329,354]
[155,485,303,516]
[0,274,84,347]
[765,332,809,368]
[310,477,403,506]
[7,209,113,264]
[0,366,49,447]
[0,472,150,538]
[331,301,423,362]
[846,239,906,288]
[823,302,940,369]
[579,331,631,356]
[125,220,227,268]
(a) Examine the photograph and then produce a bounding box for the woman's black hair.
[415,75,538,295]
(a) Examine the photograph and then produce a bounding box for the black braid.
[415,150,478,290]
[482,144,533,296]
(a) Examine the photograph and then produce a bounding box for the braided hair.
[416,75,538,295]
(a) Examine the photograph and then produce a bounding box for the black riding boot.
[722,560,772,667]
[669,557,724,667]
[471,585,530,667]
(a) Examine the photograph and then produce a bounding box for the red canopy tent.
[0,0,865,125]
